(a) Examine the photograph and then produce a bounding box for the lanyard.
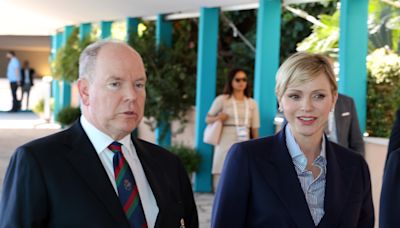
[232,97,249,127]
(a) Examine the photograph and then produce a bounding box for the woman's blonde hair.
[275,52,337,101]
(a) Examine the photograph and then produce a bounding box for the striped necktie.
[108,141,147,228]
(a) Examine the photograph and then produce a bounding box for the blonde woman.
[211,53,374,228]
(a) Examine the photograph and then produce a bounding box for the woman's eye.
[288,94,300,100]
[313,94,326,100]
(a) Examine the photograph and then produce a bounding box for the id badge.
[236,126,249,142]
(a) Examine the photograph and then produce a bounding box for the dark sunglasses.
[234,78,247,83]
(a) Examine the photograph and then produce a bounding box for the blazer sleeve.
[380,149,400,228]
[211,143,250,228]
[348,98,365,155]
[0,147,48,228]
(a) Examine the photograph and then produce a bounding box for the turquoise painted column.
[51,35,57,60]
[51,34,57,119]
[59,25,74,116]
[155,14,172,147]
[156,15,172,47]
[126,17,139,42]
[338,0,369,133]
[254,0,281,136]
[100,21,113,39]
[194,7,219,192]
[79,23,92,40]
[52,31,63,120]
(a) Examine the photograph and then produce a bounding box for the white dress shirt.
[80,116,159,228]
[285,124,327,225]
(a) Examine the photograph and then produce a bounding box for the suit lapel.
[64,122,129,226]
[318,141,356,227]
[254,129,315,228]
[132,137,167,225]
[334,101,342,143]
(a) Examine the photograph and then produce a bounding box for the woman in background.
[206,68,260,191]
[211,52,374,228]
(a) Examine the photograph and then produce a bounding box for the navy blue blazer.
[387,108,400,164]
[211,129,374,228]
[0,121,198,228]
[380,148,400,228]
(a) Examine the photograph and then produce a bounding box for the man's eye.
[135,82,145,89]
[110,82,121,87]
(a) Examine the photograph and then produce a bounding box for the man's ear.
[77,79,90,106]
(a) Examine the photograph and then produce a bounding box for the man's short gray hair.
[79,39,129,81]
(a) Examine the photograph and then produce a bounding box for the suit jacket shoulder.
[380,148,400,228]
[388,108,400,157]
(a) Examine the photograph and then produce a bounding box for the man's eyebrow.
[108,75,122,80]
[136,76,146,81]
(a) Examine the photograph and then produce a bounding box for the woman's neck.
[294,132,323,165]
[232,91,245,100]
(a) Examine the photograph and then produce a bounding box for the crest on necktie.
[124,179,132,191]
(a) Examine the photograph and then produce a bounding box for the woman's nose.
[301,98,313,112]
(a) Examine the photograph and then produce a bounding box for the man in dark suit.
[380,148,400,228]
[326,93,365,156]
[0,40,198,228]
[20,60,35,110]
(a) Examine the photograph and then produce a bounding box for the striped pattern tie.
[109,141,147,228]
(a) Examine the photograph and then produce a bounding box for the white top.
[80,116,159,228]
[208,94,260,128]
[24,69,31,84]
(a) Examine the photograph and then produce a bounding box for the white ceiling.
[0,0,317,36]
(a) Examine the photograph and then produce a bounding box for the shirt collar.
[285,124,326,171]
[80,115,131,154]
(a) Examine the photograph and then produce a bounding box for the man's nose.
[124,85,137,101]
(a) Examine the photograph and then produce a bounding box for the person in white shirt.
[5,51,21,112]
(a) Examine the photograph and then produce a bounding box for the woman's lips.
[297,116,317,125]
